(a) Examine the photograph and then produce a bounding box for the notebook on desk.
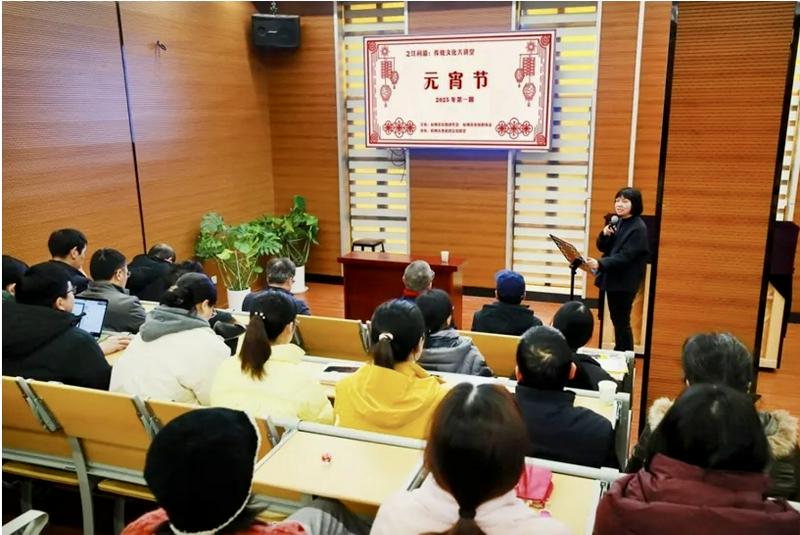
[72,297,108,339]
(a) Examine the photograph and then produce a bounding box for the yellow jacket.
[210,343,333,424]
[334,361,448,439]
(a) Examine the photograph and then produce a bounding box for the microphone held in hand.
[610,215,620,233]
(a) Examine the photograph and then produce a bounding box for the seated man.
[127,243,176,301]
[472,270,542,335]
[46,228,91,293]
[78,248,146,333]
[2,254,28,302]
[552,300,616,391]
[515,325,618,468]
[401,260,434,301]
[3,262,113,389]
[242,257,310,315]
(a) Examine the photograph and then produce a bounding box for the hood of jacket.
[647,396,799,458]
[138,305,210,342]
[337,361,443,430]
[482,301,534,320]
[2,301,79,358]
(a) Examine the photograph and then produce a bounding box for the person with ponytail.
[334,299,448,439]
[110,273,229,404]
[372,383,570,534]
[210,291,333,423]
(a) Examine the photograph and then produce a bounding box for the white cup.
[440,250,450,263]
[598,380,617,405]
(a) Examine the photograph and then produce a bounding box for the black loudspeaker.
[252,14,300,49]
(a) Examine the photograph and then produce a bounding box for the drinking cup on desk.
[440,250,450,263]
[598,380,617,405]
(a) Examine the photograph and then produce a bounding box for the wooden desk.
[337,252,465,322]
[252,430,423,512]
[544,473,601,535]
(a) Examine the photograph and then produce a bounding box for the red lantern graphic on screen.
[380,84,392,105]
[377,45,399,107]
[516,40,545,106]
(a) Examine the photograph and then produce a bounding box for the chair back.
[297,315,369,360]
[457,330,519,377]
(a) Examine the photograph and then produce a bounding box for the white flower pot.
[291,264,309,294]
[226,289,250,312]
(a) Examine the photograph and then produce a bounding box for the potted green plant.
[195,212,282,311]
[258,195,319,294]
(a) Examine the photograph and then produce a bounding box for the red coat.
[594,454,800,535]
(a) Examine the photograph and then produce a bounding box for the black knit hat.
[144,408,260,534]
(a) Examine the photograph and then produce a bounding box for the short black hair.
[148,243,176,262]
[645,384,768,473]
[48,229,88,258]
[266,258,296,285]
[615,187,644,217]
[16,262,73,308]
[89,248,127,281]
[682,332,753,392]
[516,326,572,390]
[552,301,594,351]
[416,289,453,336]
[3,255,29,290]
[166,260,205,287]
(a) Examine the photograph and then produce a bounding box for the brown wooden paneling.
[647,2,794,405]
[794,202,800,314]
[263,3,341,276]
[119,2,274,262]
[407,2,512,287]
[587,2,639,300]
[3,2,142,265]
[634,2,671,215]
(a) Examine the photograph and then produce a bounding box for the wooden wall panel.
[119,2,274,261]
[3,2,143,265]
[633,2,671,215]
[647,2,794,405]
[263,2,341,277]
[407,2,512,287]
[586,2,639,300]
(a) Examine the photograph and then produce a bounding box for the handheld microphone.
[610,215,620,232]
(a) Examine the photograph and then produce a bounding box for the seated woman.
[595,384,800,534]
[210,291,333,424]
[551,301,616,390]
[110,273,229,404]
[627,332,799,499]
[372,383,570,534]
[334,299,448,439]
[123,407,368,535]
[416,289,493,377]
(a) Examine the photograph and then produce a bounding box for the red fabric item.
[121,509,308,535]
[515,465,553,505]
[594,454,800,535]
[402,288,421,299]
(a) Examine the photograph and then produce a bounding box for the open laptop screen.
[72,297,108,338]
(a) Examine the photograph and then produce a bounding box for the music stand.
[549,234,588,300]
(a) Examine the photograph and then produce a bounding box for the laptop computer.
[72,297,109,339]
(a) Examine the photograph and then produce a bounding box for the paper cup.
[440,250,450,263]
[598,380,617,405]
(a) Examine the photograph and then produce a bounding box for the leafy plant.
[195,213,282,291]
[258,195,319,267]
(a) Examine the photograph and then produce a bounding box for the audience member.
[595,384,800,535]
[47,228,91,293]
[211,291,333,423]
[78,248,146,333]
[335,299,447,439]
[472,270,542,335]
[552,301,616,391]
[627,332,799,499]
[165,259,204,288]
[3,262,112,389]
[242,257,310,315]
[514,326,617,468]
[416,289,493,377]
[123,408,368,535]
[372,383,570,534]
[127,243,176,301]
[110,273,229,404]
[2,254,28,302]
[400,260,434,301]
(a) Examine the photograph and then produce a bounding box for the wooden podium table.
[337,252,465,322]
